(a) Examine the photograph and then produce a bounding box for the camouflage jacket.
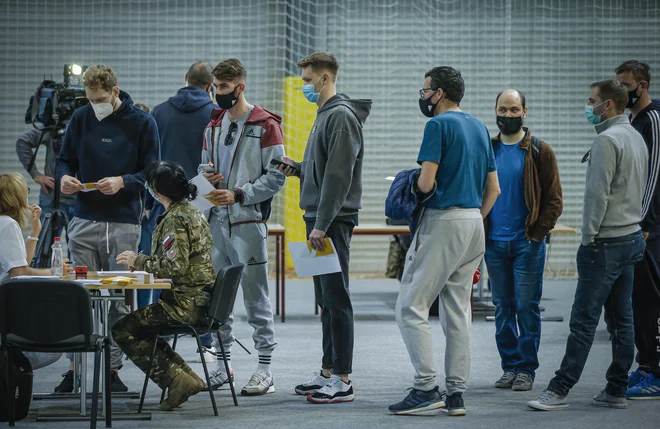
[133,201,216,324]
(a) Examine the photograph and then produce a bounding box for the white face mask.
[91,93,117,121]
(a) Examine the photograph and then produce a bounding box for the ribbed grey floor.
[21,278,659,428]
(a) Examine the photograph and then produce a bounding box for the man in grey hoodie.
[528,80,648,411]
[278,52,371,404]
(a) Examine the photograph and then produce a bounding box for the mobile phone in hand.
[199,163,217,174]
[270,158,300,175]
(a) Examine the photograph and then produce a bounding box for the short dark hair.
[425,66,464,105]
[187,61,214,88]
[146,161,198,203]
[212,59,247,81]
[495,89,526,109]
[615,60,651,85]
[297,52,340,79]
[591,79,629,114]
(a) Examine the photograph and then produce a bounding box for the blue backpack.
[385,168,436,234]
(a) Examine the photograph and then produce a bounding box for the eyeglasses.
[225,122,239,146]
[419,87,437,99]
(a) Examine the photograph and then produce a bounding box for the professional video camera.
[25,64,89,268]
[25,64,89,138]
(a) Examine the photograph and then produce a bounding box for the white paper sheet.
[287,239,342,277]
[13,275,60,279]
[189,173,222,212]
[385,176,396,181]
[95,270,153,283]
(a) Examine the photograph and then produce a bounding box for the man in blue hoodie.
[56,64,159,393]
[145,62,216,327]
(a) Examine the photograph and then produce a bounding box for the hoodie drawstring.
[106,223,110,255]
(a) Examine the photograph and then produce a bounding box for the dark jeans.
[632,224,660,377]
[485,238,546,377]
[548,231,645,397]
[305,219,354,375]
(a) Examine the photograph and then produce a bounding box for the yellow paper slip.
[204,194,224,206]
[99,276,137,285]
[80,182,99,192]
[306,238,336,257]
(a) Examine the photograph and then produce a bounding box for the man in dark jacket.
[56,64,159,393]
[145,62,216,319]
[616,60,660,398]
[486,89,563,392]
[278,52,371,404]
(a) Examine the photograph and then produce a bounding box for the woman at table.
[113,161,216,411]
[0,172,72,281]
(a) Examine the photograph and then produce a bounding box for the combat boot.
[161,372,203,411]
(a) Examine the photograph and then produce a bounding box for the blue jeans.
[136,215,157,309]
[485,238,546,378]
[548,231,645,397]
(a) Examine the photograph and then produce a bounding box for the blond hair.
[0,173,29,228]
[83,64,118,92]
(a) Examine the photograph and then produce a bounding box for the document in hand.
[80,183,99,192]
[288,238,342,277]
[189,173,223,212]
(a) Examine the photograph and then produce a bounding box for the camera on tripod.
[25,64,89,268]
[25,64,89,139]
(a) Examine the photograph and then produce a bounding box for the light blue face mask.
[146,184,160,203]
[302,75,325,103]
[584,100,608,125]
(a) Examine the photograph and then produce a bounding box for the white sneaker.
[197,346,217,363]
[203,368,234,391]
[527,389,569,411]
[294,372,332,396]
[307,376,354,404]
[241,370,275,396]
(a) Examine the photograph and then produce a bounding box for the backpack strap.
[530,135,542,172]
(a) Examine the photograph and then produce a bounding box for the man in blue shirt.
[389,66,500,417]
[486,89,562,392]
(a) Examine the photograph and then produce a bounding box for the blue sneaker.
[388,386,446,415]
[628,367,649,388]
[626,374,660,400]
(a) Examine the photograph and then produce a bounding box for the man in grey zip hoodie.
[529,80,648,411]
[278,52,371,404]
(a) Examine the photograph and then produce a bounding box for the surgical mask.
[496,115,524,135]
[215,85,240,110]
[302,76,325,103]
[627,83,642,108]
[146,185,160,203]
[419,94,438,118]
[584,100,608,125]
[91,93,117,121]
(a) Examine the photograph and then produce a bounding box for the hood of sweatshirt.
[318,93,372,125]
[168,86,214,113]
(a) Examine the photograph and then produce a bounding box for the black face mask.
[419,95,438,118]
[215,85,239,110]
[627,83,642,108]
[496,115,524,135]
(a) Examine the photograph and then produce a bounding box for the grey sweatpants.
[209,213,277,356]
[395,209,484,395]
[67,217,140,369]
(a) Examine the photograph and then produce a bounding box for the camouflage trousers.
[112,302,207,389]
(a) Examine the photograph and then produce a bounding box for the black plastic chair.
[0,279,111,429]
[138,264,244,415]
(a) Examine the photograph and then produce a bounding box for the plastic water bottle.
[51,237,64,276]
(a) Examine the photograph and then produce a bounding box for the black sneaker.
[54,370,74,393]
[388,386,446,415]
[443,392,466,416]
[111,371,129,392]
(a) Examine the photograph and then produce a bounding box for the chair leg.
[138,334,158,413]
[5,347,15,427]
[160,334,178,404]
[217,339,238,406]
[90,349,101,429]
[234,338,251,355]
[192,329,218,416]
[104,340,112,428]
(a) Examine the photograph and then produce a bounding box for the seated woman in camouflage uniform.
[113,161,216,411]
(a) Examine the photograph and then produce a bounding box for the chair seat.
[7,333,106,353]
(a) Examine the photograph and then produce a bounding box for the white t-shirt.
[0,215,28,283]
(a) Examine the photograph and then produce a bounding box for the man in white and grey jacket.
[528,80,648,411]
[201,59,285,396]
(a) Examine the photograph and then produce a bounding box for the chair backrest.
[0,279,94,347]
[207,264,243,326]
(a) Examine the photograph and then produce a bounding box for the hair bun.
[187,183,198,201]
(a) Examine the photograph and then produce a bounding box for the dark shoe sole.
[592,399,627,409]
[307,394,355,404]
[495,383,513,389]
[512,384,533,391]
